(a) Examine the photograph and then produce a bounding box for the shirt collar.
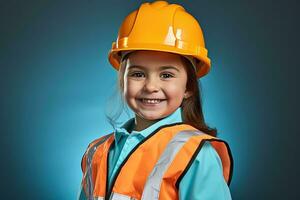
[114,107,183,143]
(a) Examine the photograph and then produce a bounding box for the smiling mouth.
[138,98,166,104]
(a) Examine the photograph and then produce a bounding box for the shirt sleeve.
[178,141,232,200]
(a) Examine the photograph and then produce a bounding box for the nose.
[143,76,160,92]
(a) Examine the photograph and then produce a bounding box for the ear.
[184,91,192,99]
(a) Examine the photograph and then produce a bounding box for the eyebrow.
[128,65,180,72]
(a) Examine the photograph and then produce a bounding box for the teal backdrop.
[0,0,299,199]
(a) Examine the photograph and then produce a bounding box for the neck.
[133,115,160,132]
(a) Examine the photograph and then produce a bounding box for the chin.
[144,116,161,121]
[142,112,168,121]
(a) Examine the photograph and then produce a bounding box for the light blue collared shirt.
[108,107,232,200]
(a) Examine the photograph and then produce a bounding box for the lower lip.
[138,99,166,107]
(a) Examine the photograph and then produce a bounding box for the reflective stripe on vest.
[141,130,202,199]
[94,197,104,200]
[81,133,113,200]
[110,192,137,200]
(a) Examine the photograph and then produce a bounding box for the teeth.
[142,99,162,104]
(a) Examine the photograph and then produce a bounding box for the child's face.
[123,50,191,121]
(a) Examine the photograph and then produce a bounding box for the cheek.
[124,80,141,98]
[164,81,187,98]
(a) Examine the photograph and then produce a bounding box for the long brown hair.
[179,56,217,137]
[105,51,217,137]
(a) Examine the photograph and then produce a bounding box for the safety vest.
[80,123,233,200]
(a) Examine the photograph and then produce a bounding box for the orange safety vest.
[80,123,233,200]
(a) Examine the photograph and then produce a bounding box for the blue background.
[0,0,299,199]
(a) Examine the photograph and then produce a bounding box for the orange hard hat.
[108,1,211,78]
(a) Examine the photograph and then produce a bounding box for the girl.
[79,1,233,200]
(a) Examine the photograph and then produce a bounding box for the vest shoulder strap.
[81,133,113,173]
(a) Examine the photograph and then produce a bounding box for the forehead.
[126,50,185,69]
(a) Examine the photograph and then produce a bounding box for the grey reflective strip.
[141,130,204,200]
[85,134,113,200]
[110,192,136,200]
[94,197,104,200]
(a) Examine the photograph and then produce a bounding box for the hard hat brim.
[108,43,211,78]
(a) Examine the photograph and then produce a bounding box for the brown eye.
[160,73,174,79]
[130,72,145,78]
